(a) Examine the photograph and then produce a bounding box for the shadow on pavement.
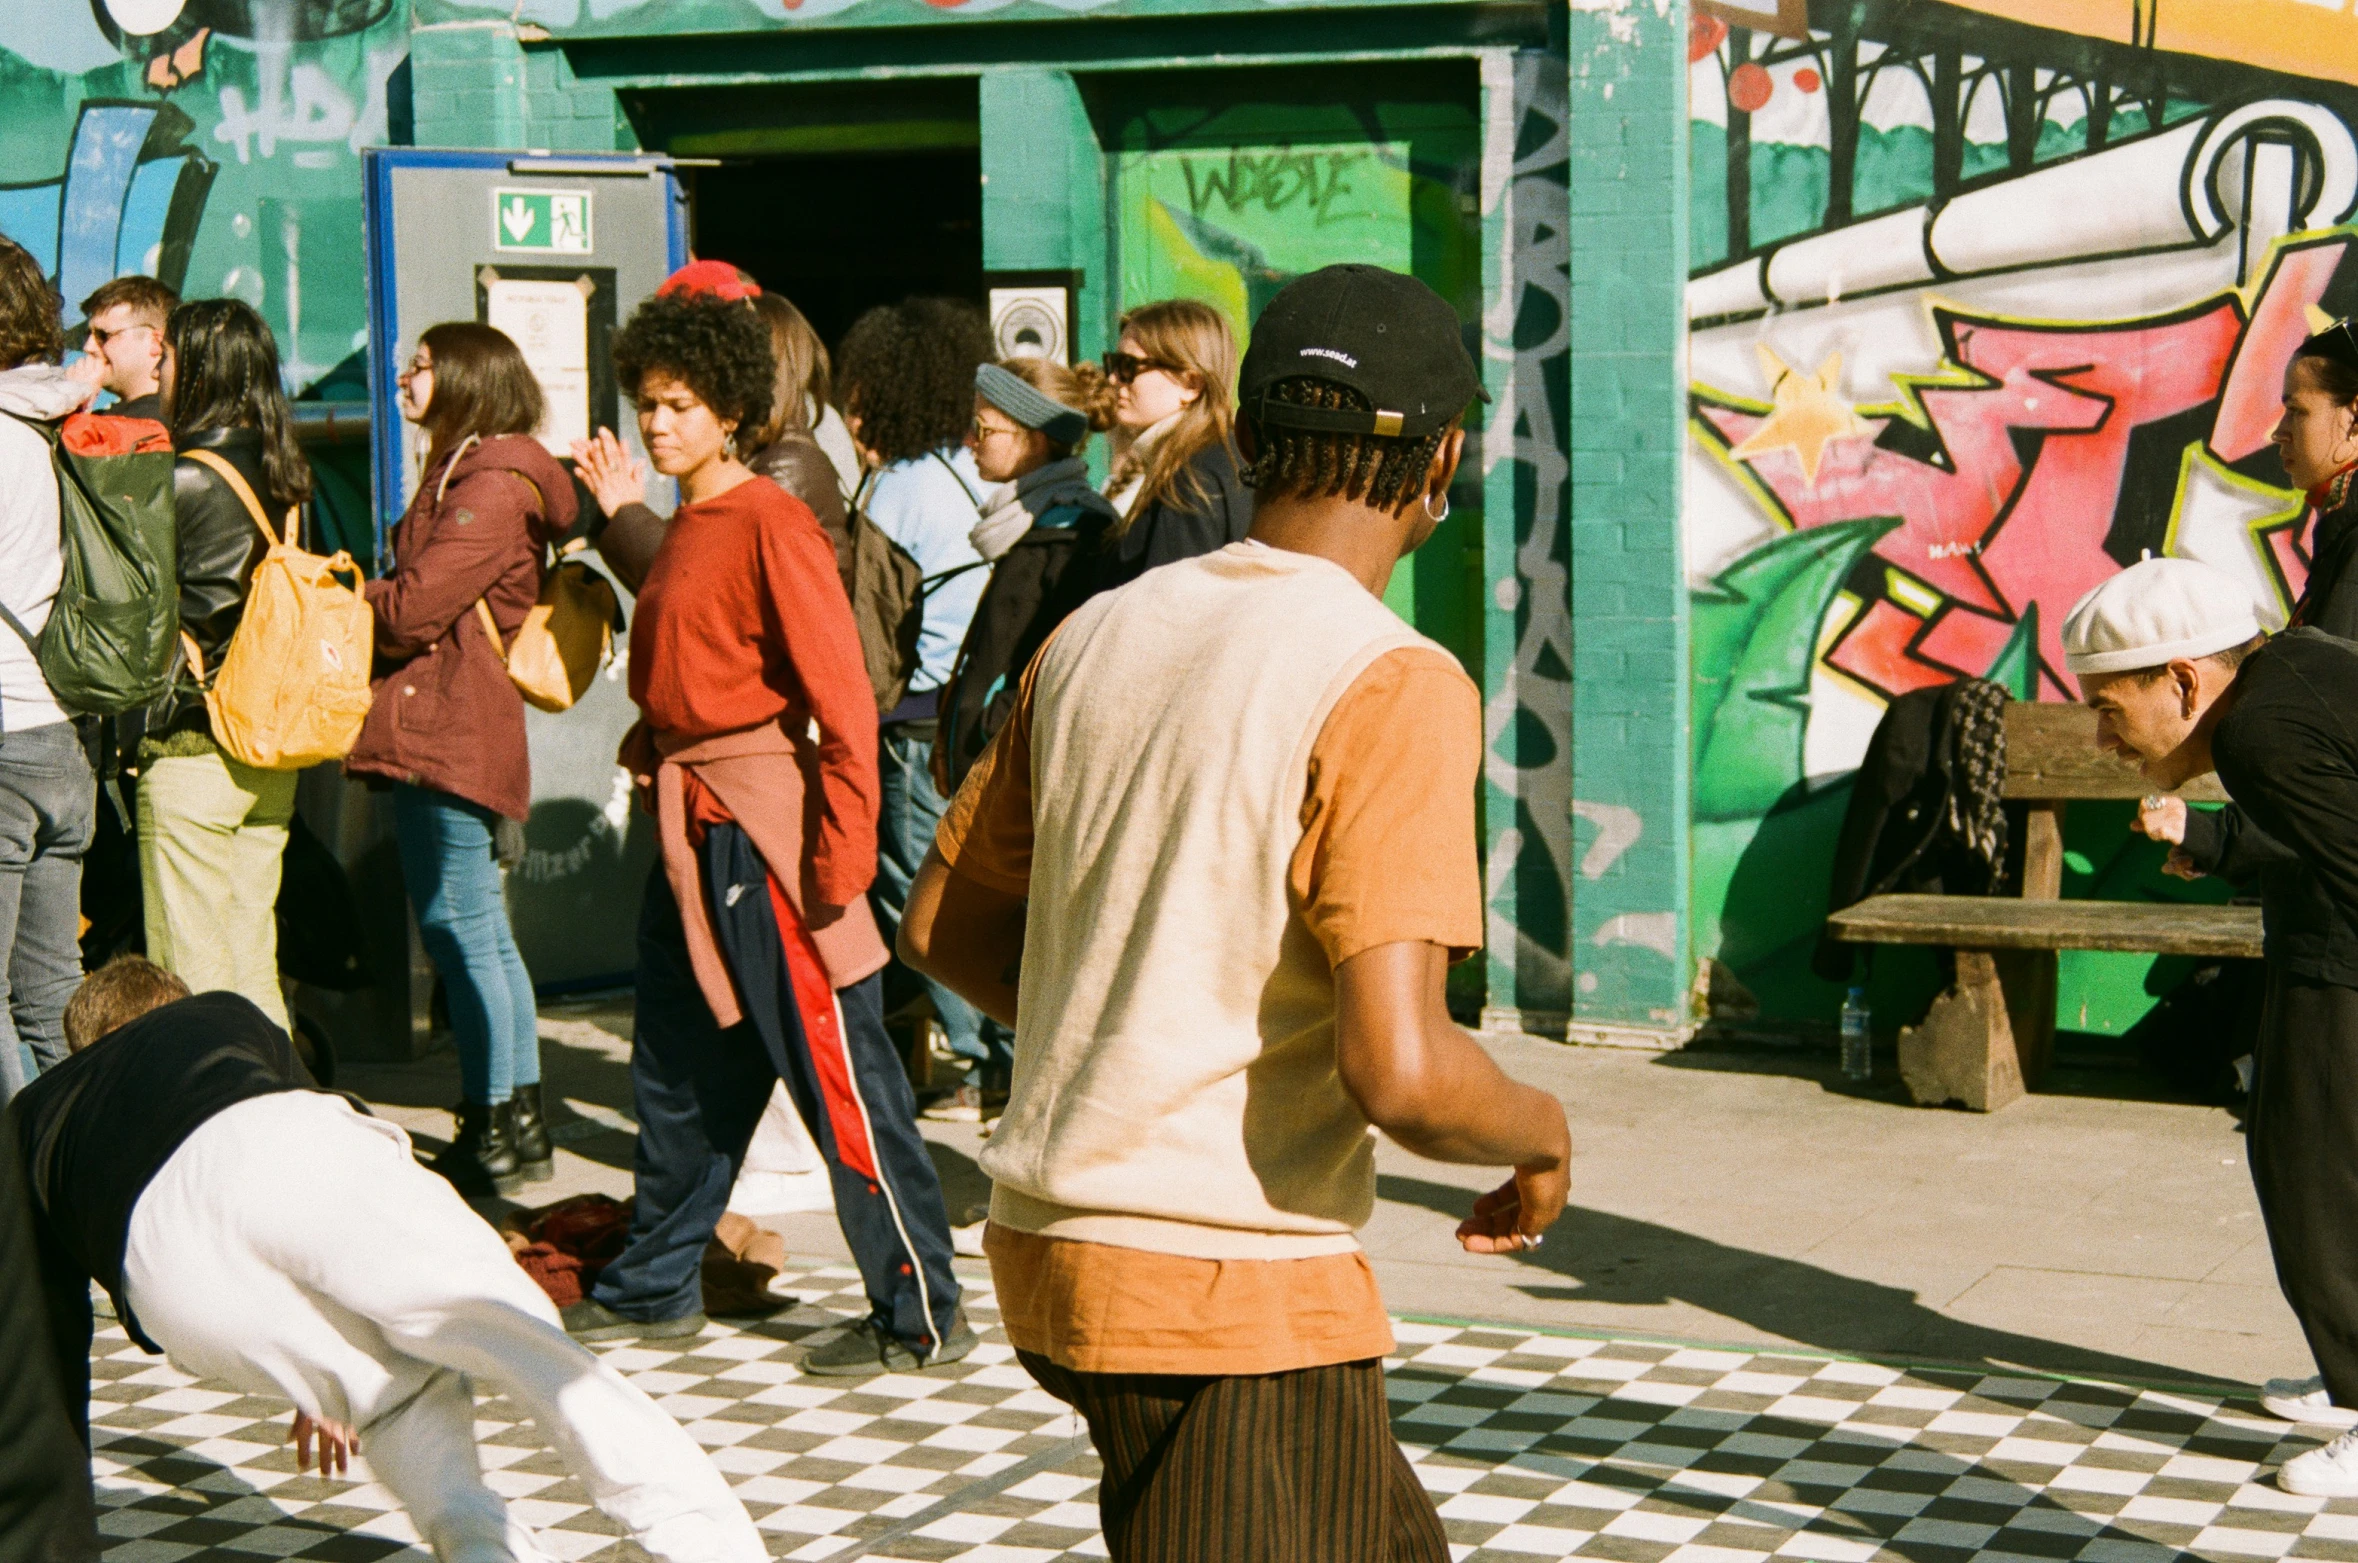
[1377,1175,2248,1392]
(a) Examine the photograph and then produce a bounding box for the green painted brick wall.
[1566,2,1692,1035]
[978,69,1110,366]
[410,21,631,152]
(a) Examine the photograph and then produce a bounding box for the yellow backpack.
[474,537,622,714]
[180,449,374,770]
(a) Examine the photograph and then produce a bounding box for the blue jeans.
[0,721,93,1103]
[392,784,538,1105]
[870,724,1012,1089]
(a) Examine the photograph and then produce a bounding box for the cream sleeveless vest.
[978,541,1443,1258]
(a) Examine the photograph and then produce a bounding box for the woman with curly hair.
[0,235,98,1106]
[1090,298,1253,595]
[565,269,969,1376]
[831,296,997,1108]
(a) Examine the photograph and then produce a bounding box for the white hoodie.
[0,365,96,733]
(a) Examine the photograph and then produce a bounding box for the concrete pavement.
[348,1002,2302,1395]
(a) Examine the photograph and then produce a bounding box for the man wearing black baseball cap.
[897,264,1569,1559]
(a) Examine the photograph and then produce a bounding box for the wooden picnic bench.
[1824,703,2262,1112]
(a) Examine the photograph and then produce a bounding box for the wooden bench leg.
[1897,948,2057,1111]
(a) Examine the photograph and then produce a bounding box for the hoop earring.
[1422,490,1450,523]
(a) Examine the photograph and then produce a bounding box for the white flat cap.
[2062,556,2261,676]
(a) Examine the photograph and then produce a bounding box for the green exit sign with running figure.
[491,188,593,255]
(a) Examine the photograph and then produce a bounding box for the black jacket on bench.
[1812,679,2017,983]
[2208,628,2358,987]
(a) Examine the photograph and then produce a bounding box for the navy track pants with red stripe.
[590,823,961,1352]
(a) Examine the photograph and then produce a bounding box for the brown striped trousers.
[1016,1350,1450,1562]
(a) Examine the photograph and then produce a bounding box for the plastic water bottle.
[1840,987,1873,1082]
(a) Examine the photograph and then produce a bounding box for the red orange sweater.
[629,474,879,905]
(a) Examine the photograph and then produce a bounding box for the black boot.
[510,1083,555,1182]
[431,1101,522,1196]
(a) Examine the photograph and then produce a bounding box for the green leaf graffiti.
[1691,517,1898,822]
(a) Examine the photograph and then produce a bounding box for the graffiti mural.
[1686,2,2358,1031]
[0,0,405,395]
[1106,84,1488,668]
[1480,47,1573,1021]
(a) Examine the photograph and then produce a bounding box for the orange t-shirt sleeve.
[1291,646,1485,966]
[934,651,1040,896]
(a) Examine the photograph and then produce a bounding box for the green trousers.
[137,742,297,1029]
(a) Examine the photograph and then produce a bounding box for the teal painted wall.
[1562,1,1691,1037]
[1,1,1582,1035]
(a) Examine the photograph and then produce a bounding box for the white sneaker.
[2281,1427,2358,1496]
[2262,1376,2358,1428]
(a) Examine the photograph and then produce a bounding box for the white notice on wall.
[484,276,591,456]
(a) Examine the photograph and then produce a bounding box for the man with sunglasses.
[67,276,176,423]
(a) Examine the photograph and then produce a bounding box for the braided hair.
[1239,377,1455,511]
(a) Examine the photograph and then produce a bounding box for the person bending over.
[2066,557,2358,1497]
[8,956,764,1563]
[900,265,1572,1561]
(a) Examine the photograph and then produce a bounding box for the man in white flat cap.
[2067,555,2358,1495]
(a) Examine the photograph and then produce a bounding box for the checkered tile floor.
[88,1252,2358,1563]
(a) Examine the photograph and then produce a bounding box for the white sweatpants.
[122,1092,764,1563]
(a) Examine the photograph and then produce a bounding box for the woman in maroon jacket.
[347,323,575,1195]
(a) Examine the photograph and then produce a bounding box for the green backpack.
[0,411,179,717]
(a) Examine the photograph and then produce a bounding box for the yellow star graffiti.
[1728,345,1872,488]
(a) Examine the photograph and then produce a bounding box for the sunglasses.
[2306,317,2358,374]
[1102,351,1178,385]
[87,321,156,349]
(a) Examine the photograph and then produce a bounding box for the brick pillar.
[1564,1,1693,1043]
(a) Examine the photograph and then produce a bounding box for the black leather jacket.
[147,428,298,744]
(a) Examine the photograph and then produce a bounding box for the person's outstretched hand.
[1455,1158,1568,1255]
[570,427,645,517]
[289,1409,359,1477]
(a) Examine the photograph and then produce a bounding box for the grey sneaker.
[561,1299,707,1342]
[801,1312,981,1377]
[922,1083,984,1123]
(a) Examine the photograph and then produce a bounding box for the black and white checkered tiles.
[85,1254,2358,1563]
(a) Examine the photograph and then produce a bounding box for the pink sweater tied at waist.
[635,718,890,1029]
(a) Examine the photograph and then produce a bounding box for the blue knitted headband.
[976,361,1088,448]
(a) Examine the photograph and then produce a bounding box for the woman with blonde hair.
[1089,298,1252,595]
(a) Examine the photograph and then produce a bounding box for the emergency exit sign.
[491,188,592,254]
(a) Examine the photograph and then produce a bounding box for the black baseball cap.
[1239,264,1487,439]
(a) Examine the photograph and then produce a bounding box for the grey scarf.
[970,457,1121,562]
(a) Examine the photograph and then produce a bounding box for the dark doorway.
[685,152,983,352]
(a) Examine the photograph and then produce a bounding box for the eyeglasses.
[1102,351,1178,385]
[971,415,1026,441]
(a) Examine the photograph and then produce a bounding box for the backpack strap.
[474,599,510,663]
[930,449,986,515]
[183,448,296,548]
[0,600,37,655]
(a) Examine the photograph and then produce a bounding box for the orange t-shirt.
[938,643,1483,1377]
